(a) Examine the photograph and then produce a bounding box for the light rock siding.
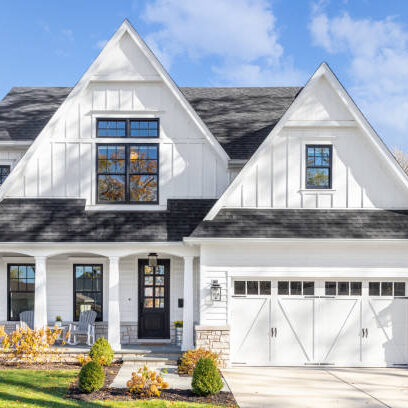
[195,325,230,368]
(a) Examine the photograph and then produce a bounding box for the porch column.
[34,256,47,329]
[108,256,121,350]
[182,256,194,351]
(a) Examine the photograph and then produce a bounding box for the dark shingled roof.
[181,87,302,159]
[0,87,72,141]
[191,208,408,239]
[0,86,301,159]
[0,198,215,242]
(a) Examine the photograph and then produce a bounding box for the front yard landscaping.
[0,369,233,407]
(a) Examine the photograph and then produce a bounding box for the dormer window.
[306,145,332,189]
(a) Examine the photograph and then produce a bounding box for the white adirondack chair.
[68,310,97,346]
[19,310,34,330]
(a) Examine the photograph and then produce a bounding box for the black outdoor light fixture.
[211,280,222,301]
[148,252,158,267]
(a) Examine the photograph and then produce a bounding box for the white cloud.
[142,0,305,85]
[96,39,108,50]
[309,5,408,147]
[61,28,74,42]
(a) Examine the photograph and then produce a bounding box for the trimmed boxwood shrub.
[192,357,223,396]
[89,337,114,366]
[78,361,105,393]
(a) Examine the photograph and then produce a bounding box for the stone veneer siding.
[195,325,230,368]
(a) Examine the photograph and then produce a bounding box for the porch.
[0,242,200,351]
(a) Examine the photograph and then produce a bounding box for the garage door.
[230,279,408,366]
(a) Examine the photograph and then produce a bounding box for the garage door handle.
[271,328,277,337]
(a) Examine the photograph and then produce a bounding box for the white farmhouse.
[1,20,408,367]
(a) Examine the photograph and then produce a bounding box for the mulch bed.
[0,361,82,370]
[67,366,238,407]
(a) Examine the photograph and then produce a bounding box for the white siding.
[4,30,228,208]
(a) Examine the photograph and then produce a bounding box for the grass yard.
[0,369,227,408]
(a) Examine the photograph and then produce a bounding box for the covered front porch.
[0,242,199,351]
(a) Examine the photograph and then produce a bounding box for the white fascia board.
[184,237,408,245]
[0,141,32,147]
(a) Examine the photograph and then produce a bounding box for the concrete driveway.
[222,367,408,408]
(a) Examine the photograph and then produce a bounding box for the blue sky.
[1,0,408,150]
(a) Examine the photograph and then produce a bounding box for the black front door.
[138,259,170,339]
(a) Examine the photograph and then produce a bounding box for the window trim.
[7,263,35,321]
[368,281,406,297]
[96,143,159,205]
[233,280,272,296]
[305,144,333,189]
[325,281,362,296]
[277,280,315,296]
[96,118,160,139]
[73,264,104,322]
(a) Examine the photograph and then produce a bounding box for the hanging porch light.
[148,252,158,267]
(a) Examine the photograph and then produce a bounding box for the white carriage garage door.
[230,280,408,366]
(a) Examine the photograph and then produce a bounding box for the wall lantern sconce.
[211,280,222,301]
[148,253,158,267]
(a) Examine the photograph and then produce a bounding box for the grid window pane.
[290,281,302,296]
[74,265,103,321]
[303,281,315,295]
[278,281,289,295]
[129,175,158,202]
[247,281,259,295]
[381,282,393,296]
[325,281,336,296]
[8,264,35,321]
[369,282,380,296]
[130,120,159,137]
[338,282,350,296]
[234,281,246,295]
[350,282,362,296]
[97,120,126,137]
[260,281,271,295]
[394,282,406,297]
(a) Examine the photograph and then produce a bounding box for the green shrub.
[89,337,114,366]
[78,361,105,393]
[192,357,223,396]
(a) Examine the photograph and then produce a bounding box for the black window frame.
[369,281,406,297]
[277,280,315,296]
[0,165,11,185]
[305,144,332,189]
[96,143,159,205]
[7,263,35,321]
[73,264,103,322]
[96,118,160,139]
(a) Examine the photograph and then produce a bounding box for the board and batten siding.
[219,76,408,210]
[4,30,229,208]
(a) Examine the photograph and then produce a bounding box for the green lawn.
[0,369,226,408]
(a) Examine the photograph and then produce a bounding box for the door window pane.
[9,292,34,321]
[303,281,315,295]
[145,276,153,285]
[290,281,302,296]
[234,281,246,295]
[381,282,393,296]
[350,282,362,296]
[369,282,380,296]
[247,281,259,295]
[394,282,406,297]
[338,282,350,296]
[278,281,289,295]
[259,281,271,295]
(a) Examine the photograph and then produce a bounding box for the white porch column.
[108,256,121,350]
[34,256,47,329]
[182,256,194,351]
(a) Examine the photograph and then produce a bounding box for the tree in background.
[394,148,408,175]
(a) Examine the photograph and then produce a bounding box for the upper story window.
[97,144,158,204]
[0,165,10,185]
[97,119,159,138]
[306,145,332,189]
